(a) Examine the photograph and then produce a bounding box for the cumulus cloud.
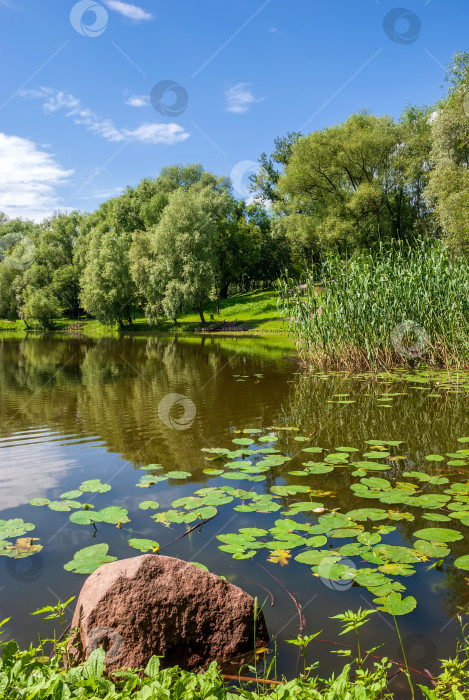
[126,94,150,107]
[0,133,73,221]
[20,88,190,146]
[224,83,264,114]
[102,0,153,22]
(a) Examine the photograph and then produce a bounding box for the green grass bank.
[0,289,286,335]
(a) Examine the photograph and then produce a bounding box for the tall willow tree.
[426,52,469,249]
[139,185,235,324]
[80,227,136,327]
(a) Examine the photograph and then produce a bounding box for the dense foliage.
[279,242,469,369]
[1,605,468,699]
[1,52,469,330]
[0,165,289,328]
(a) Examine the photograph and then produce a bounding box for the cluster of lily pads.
[136,465,191,488]
[147,429,469,616]
[0,518,42,559]
[310,369,469,407]
[12,415,469,619]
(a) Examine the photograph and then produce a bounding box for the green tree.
[251,132,301,203]
[146,185,232,323]
[0,264,19,319]
[270,112,435,264]
[129,165,250,321]
[426,52,469,248]
[236,204,291,289]
[22,287,61,328]
[80,227,136,327]
[17,212,82,322]
[0,215,41,320]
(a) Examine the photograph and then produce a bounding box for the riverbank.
[0,289,287,335]
[1,619,467,698]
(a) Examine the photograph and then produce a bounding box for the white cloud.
[126,94,150,107]
[122,122,188,144]
[0,133,73,221]
[102,0,153,22]
[20,88,190,146]
[224,83,264,114]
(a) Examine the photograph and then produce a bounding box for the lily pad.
[79,479,111,494]
[414,540,450,558]
[60,490,83,499]
[0,519,35,540]
[29,498,51,507]
[413,528,463,543]
[95,506,130,525]
[139,500,160,510]
[373,592,417,616]
[454,555,469,571]
[129,538,159,552]
[64,543,117,574]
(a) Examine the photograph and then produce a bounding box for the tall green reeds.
[279,241,469,369]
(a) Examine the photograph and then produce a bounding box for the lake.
[1,333,468,696]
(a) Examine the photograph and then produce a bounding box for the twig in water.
[256,583,275,607]
[159,515,217,551]
[255,562,305,677]
[255,563,304,631]
[222,674,283,686]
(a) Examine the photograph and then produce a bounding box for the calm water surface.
[1,333,468,696]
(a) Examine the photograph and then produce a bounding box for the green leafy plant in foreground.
[2,601,469,699]
[331,608,376,669]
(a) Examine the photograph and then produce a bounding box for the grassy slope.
[0,289,288,335]
[157,289,284,332]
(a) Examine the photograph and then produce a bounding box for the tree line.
[1,51,469,328]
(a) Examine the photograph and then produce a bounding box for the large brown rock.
[69,554,269,671]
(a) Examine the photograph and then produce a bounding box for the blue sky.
[0,0,467,220]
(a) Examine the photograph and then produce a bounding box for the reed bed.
[279,241,469,370]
